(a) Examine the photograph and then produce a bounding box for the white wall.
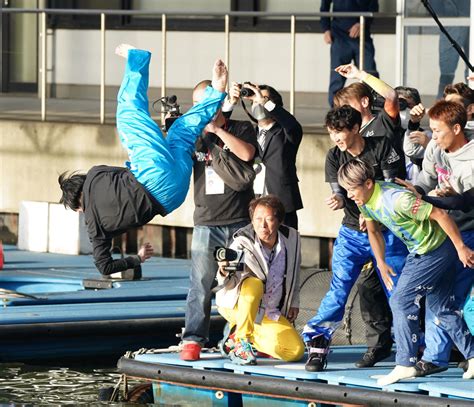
[49,28,468,96]
[0,120,341,238]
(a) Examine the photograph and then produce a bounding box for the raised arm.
[335,63,399,120]
[242,83,303,146]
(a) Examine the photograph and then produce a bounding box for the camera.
[214,247,245,272]
[152,95,182,131]
[239,82,255,98]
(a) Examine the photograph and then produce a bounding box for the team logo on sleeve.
[386,148,400,164]
[411,197,422,214]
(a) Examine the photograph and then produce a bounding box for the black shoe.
[414,359,448,377]
[355,347,392,368]
[458,360,468,372]
[305,335,330,372]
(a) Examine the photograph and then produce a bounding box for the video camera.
[152,95,182,132]
[214,247,245,272]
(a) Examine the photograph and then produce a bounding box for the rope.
[124,345,220,359]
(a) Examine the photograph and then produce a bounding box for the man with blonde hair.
[338,158,474,385]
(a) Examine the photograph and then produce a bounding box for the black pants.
[357,262,393,350]
[284,211,298,230]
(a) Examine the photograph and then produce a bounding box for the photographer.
[215,195,304,365]
[180,80,258,362]
[223,82,303,230]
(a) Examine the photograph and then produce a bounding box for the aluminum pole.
[395,15,405,86]
[359,16,365,71]
[100,13,106,124]
[290,15,296,115]
[161,14,167,126]
[225,14,230,89]
[40,11,46,121]
[470,0,474,87]
[395,0,405,86]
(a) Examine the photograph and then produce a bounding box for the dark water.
[0,363,150,406]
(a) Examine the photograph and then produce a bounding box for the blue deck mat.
[1,245,192,305]
[0,246,227,326]
[317,367,467,394]
[4,279,190,305]
[222,346,390,380]
[135,352,227,369]
[418,381,474,399]
[223,360,320,381]
[1,299,194,323]
[2,245,191,280]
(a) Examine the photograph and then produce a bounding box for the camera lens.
[240,88,255,98]
[399,98,408,111]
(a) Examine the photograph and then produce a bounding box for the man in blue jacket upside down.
[58,44,227,276]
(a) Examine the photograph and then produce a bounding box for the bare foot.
[115,43,136,59]
[211,59,228,92]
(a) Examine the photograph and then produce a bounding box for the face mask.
[251,103,268,121]
[399,108,410,129]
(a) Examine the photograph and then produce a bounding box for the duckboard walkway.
[117,347,474,406]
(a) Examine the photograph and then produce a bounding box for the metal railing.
[3,8,397,123]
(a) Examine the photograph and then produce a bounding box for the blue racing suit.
[302,225,407,343]
[116,49,226,214]
[422,229,474,367]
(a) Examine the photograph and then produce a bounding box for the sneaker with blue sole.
[229,338,257,365]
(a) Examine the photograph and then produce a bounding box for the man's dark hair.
[58,171,87,211]
[259,85,283,107]
[325,105,362,132]
[249,195,286,223]
[443,82,474,107]
[395,86,421,106]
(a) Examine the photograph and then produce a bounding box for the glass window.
[132,0,231,13]
[404,0,470,17]
[402,0,470,98]
[258,0,319,12]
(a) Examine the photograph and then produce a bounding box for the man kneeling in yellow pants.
[215,195,305,365]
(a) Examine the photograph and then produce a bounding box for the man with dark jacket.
[320,0,379,106]
[180,80,258,361]
[58,44,228,276]
[223,82,303,229]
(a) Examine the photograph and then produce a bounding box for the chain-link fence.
[295,268,367,346]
